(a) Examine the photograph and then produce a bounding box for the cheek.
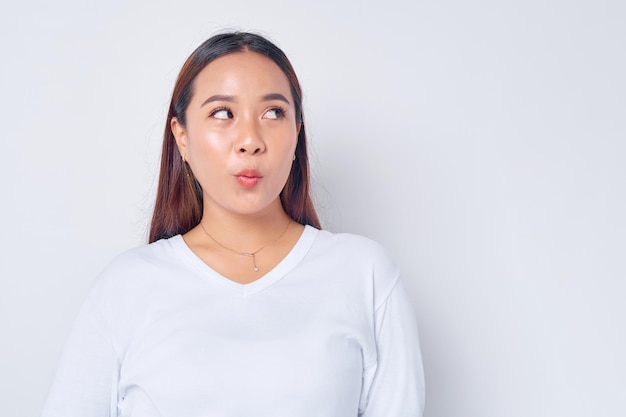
[279,137,298,176]
[188,130,232,159]
[282,124,298,151]
[185,136,231,185]
[277,132,297,161]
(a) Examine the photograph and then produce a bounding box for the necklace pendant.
[249,253,260,273]
[199,219,291,276]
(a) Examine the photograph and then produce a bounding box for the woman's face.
[172,51,299,218]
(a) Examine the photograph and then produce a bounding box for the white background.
[1,0,625,416]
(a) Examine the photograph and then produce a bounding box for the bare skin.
[171,51,305,284]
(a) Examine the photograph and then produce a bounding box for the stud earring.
[181,154,190,177]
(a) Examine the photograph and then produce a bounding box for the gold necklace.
[199,219,291,272]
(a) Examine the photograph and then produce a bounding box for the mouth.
[235,169,263,188]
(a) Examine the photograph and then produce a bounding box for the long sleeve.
[359,278,425,416]
[40,230,425,417]
[41,285,118,417]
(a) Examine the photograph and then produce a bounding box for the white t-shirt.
[42,226,425,417]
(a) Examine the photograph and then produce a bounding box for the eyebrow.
[200,95,236,107]
[200,93,291,108]
[261,93,291,105]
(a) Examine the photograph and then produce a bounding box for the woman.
[42,32,425,416]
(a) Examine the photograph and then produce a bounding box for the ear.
[171,117,188,159]
[170,117,187,159]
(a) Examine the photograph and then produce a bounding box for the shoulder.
[313,228,397,270]
[88,235,186,297]
[309,228,400,308]
[102,236,181,275]
[310,228,385,253]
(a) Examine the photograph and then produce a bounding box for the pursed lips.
[235,169,263,188]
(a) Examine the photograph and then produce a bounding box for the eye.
[263,107,286,120]
[210,108,233,120]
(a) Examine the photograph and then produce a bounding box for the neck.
[199,200,291,249]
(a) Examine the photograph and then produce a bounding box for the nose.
[235,118,266,155]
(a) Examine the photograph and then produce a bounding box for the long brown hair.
[149,32,320,243]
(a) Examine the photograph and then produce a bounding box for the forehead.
[192,51,292,100]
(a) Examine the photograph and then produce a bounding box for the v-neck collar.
[172,225,318,297]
